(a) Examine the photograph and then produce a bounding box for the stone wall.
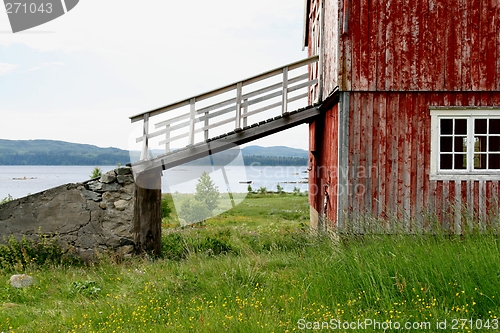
[0,167,137,260]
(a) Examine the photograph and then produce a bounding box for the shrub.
[90,167,102,179]
[161,197,171,219]
[0,233,82,271]
[69,280,101,298]
[0,194,14,205]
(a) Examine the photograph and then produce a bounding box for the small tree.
[179,172,219,225]
[276,183,284,194]
[247,184,253,193]
[90,167,102,179]
[194,172,219,212]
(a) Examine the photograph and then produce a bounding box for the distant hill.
[0,139,131,166]
[0,140,308,166]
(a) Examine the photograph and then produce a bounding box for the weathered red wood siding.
[346,91,500,231]
[307,0,500,231]
[309,103,339,230]
[339,0,500,91]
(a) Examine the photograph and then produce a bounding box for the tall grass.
[0,194,498,332]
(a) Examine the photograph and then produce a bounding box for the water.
[0,165,309,200]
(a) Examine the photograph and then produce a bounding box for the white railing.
[130,55,319,161]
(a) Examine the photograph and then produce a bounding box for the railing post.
[140,113,149,160]
[164,124,170,153]
[243,98,248,128]
[235,82,242,129]
[188,98,196,145]
[282,67,289,114]
[204,112,209,141]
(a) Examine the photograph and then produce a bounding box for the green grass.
[0,193,499,332]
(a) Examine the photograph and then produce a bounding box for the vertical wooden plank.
[454,181,462,234]
[351,0,361,90]
[376,0,387,90]
[436,180,443,227]
[415,93,425,227]
[461,180,468,232]
[426,0,437,90]
[451,0,462,91]
[388,93,399,216]
[403,93,413,228]
[409,0,421,90]
[397,94,405,219]
[443,180,450,230]
[351,93,361,219]
[367,0,378,90]
[236,82,243,128]
[460,0,471,91]
[445,0,460,90]
[470,0,480,90]
[410,93,419,229]
[497,0,500,91]
[473,180,480,228]
[479,180,486,230]
[188,98,196,145]
[480,0,496,90]
[358,0,369,90]
[140,113,150,160]
[281,68,288,114]
[395,0,406,89]
[434,0,446,90]
[384,92,394,219]
[378,93,387,219]
[417,0,429,89]
[371,93,380,216]
[360,93,369,216]
[384,0,395,90]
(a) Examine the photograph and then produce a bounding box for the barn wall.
[340,0,500,91]
[321,0,340,97]
[345,91,500,232]
[309,102,339,230]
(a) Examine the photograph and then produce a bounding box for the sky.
[0,0,311,151]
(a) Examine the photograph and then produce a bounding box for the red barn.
[305,0,500,233]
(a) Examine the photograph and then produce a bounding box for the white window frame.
[430,107,500,180]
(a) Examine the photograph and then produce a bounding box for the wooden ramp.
[129,56,322,174]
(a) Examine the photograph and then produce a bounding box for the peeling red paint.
[306,0,500,231]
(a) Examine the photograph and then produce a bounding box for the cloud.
[0,63,19,75]
[25,61,66,72]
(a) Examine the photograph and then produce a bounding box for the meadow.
[0,192,499,332]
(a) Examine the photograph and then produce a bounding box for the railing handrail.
[129,55,319,123]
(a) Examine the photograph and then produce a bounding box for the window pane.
[440,137,453,152]
[489,154,500,169]
[490,119,500,134]
[475,119,487,134]
[455,119,467,135]
[474,153,487,169]
[454,136,466,153]
[454,154,467,169]
[441,119,453,135]
[489,136,500,152]
[440,154,452,169]
[474,136,487,152]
